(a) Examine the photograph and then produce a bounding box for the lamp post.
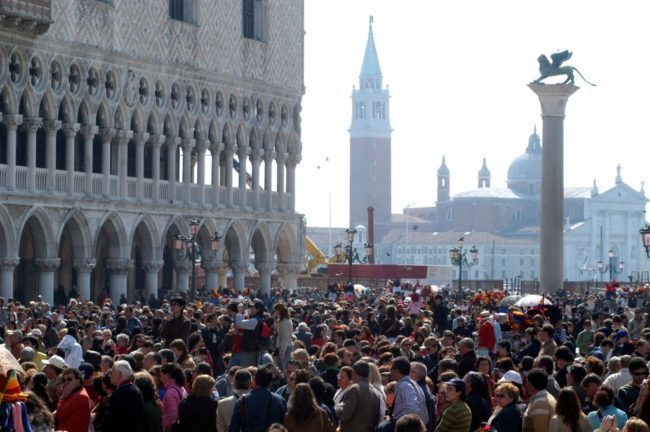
[334,228,373,285]
[174,218,221,300]
[596,249,624,282]
[448,237,478,304]
[640,223,650,259]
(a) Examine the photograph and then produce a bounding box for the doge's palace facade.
[0,0,305,305]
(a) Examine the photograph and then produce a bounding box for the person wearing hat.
[42,354,68,407]
[612,330,635,356]
[22,334,47,369]
[159,296,192,347]
[436,378,471,432]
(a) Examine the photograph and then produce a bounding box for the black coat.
[101,382,143,432]
[490,402,522,432]
[177,395,219,432]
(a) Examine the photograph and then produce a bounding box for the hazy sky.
[296,1,650,229]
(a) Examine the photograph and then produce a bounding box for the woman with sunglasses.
[55,367,92,432]
[489,382,523,432]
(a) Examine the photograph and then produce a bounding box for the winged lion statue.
[531,50,596,86]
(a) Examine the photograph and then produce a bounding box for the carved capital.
[22,117,43,132]
[105,259,133,275]
[250,148,264,162]
[142,260,164,272]
[255,262,276,275]
[73,258,96,272]
[276,151,288,164]
[181,137,196,152]
[210,141,224,155]
[231,261,249,274]
[44,119,62,134]
[62,123,80,139]
[276,262,302,275]
[80,124,99,139]
[264,150,276,163]
[195,139,209,154]
[115,129,133,144]
[133,132,150,145]
[237,146,250,158]
[99,127,116,143]
[286,154,302,167]
[34,258,61,271]
[3,114,23,129]
[166,135,180,149]
[174,259,193,272]
[149,134,163,149]
[0,258,20,271]
[202,258,223,272]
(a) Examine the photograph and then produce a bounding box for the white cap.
[498,370,523,385]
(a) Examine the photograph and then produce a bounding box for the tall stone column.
[255,262,275,297]
[175,259,192,294]
[231,262,248,292]
[264,149,275,211]
[277,263,301,292]
[150,135,162,202]
[251,149,262,210]
[225,146,235,208]
[4,114,22,191]
[217,267,228,291]
[73,259,96,301]
[238,146,250,209]
[134,132,149,200]
[0,258,19,300]
[210,142,223,207]
[196,140,207,206]
[106,258,132,305]
[142,260,164,301]
[99,128,115,197]
[286,154,301,212]
[276,151,287,211]
[45,120,61,193]
[62,123,80,194]
[529,83,579,293]
[166,136,179,202]
[115,129,132,198]
[81,125,98,195]
[35,258,60,305]
[202,259,222,292]
[24,117,42,192]
[181,138,195,205]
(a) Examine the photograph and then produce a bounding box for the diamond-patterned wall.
[46,0,304,93]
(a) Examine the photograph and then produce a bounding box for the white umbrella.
[514,294,552,307]
[499,295,522,307]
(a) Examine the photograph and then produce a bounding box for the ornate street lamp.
[448,237,478,304]
[335,228,373,285]
[175,218,221,300]
[596,249,624,282]
[640,223,650,259]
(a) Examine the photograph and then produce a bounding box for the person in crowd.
[436,378,472,432]
[159,297,192,346]
[616,357,648,416]
[217,368,252,432]
[134,372,163,432]
[548,387,591,432]
[336,360,381,432]
[522,368,556,432]
[55,367,92,432]
[396,414,426,432]
[588,386,628,430]
[176,374,219,432]
[283,383,336,432]
[160,362,187,431]
[490,382,523,432]
[463,371,491,431]
[101,360,143,432]
[274,303,294,372]
[24,390,55,432]
[457,338,477,378]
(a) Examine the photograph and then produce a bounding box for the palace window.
[169,0,197,24]
[243,0,268,41]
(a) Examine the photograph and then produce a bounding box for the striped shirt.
[435,399,472,432]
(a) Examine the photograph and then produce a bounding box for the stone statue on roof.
[531,50,596,86]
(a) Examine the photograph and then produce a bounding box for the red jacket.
[478,320,496,351]
[57,387,91,432]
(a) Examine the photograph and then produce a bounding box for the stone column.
[202,259,222,292]
[196,140,207,206]
[264,149,275,211]
[225,145,235,208]
[217,267,228,291]
[99,128,115,197]
[286,154,301,212]
[81,125,98,195]
[231,262,248,293]
[73,259,96,301]
[277,263,301,292]
[150,135,162,202]
[24,117,42,192]
[134,132,149,200]
[0,258,19,300]
[181,138,195,205]
[529,83,579,293]
[34,258,60,305]
[115,129,132,198]
[45,120,61,193]
[106,258,132,305]
[251,149,262,210]
[142,260,164,301]
[4,114,23,191]
[276,151,287,211]
[255,262,275,297]
[175,259,192,294]
[62,123,80,194]
[238,146,250,209]
[166,136,179,202]
[210,142,223,207]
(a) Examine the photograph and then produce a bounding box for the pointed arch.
[250,221,272,264]
[249,127,260,150]
[94,211,129,259]
[57,94,75,123]
[18,206,56,257]
[0,85,18,113]
[96,99,113,128]
[164,113,178,137]
[38,91,57,120]
[222,219,247,264]
[208,119,221,144]
[131,213,161,261]
[193,116,207,141]
[0,204,18,257]
[274,222,298,265]
[114,103,129,130]
[236,124,246,149]
[77,98,94,125]
[58,208,93,259]
[222,122,233,147]
[19,89,38,117]
[274,132,285,153]
[287,132,299,155]
[147,110,162,135]
[179,113,192,139]
[131,107,146,133]
[262,129,273,151]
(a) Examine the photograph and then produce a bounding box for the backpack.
[242,316,272,351]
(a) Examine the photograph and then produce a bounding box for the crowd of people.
[0,281,650,432]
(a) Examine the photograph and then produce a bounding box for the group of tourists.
[0,281,650,432]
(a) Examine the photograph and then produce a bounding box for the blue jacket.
[228,387,287,432]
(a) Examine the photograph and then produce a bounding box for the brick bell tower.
[349,16,393,236]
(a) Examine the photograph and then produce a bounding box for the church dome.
[507,128,541,194]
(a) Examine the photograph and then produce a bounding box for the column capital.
[264,149,276,162]
[286,154,301,167]
[0,258,20,271]
[166,135,181,148]
[276,262,302,275]
[231,261,249,273]
[34,257,61,271]
[99,127,116,142]
[202,258,223,272]
[142,260,164,272]
[175,259,193,272]
[105,258,133,275]
[73,258,96,271]
[195,139,209,154]
[80,124,99,138]
[181,137,196,152]
[250,148,263,161]
[115,129,133,143]
[22,117,43,132]
[149,134,163,148]
[133,131,150,145]
[276,151,288,163]
[44,119,62,133]
[210,141,224,154]
[62,122,80,138]
[528,83,579,117]
[2,114,23,129]
[237,146,250,158]
[255,262,275,274]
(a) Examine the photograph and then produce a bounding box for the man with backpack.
[232,301,271,367]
